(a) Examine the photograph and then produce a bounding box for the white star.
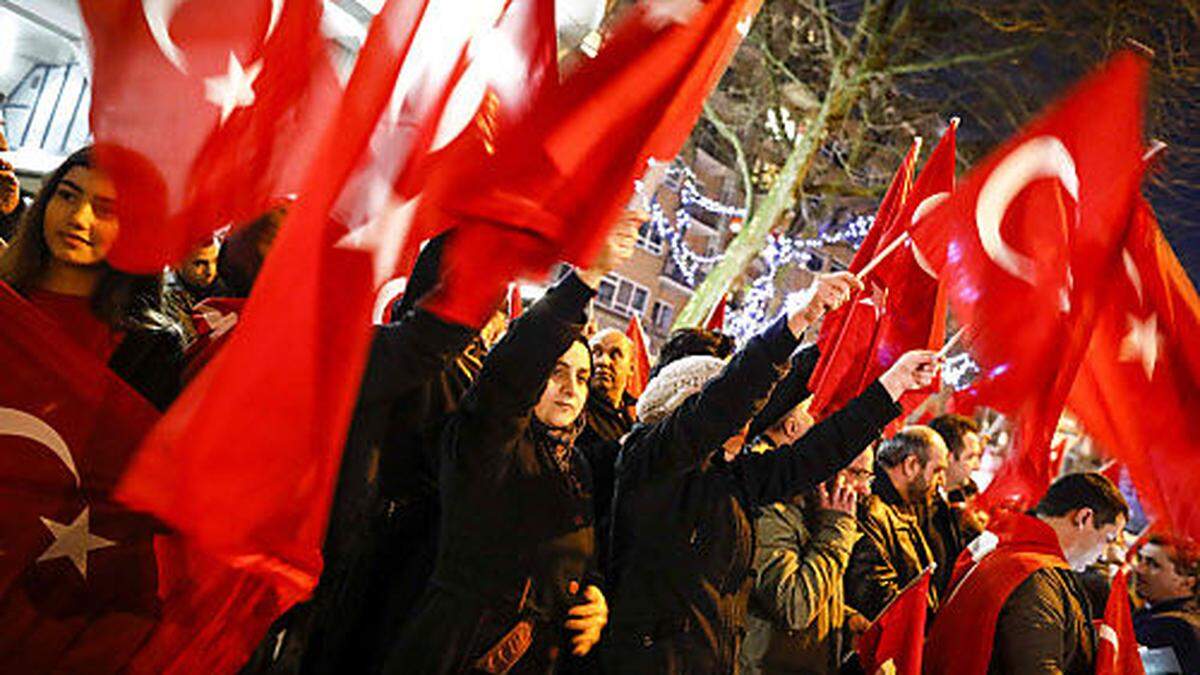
[204,53,262,124]
[37,507,116,580]
[1119,313,1161,380]
[641,0,703,29]
[336,195,420,288]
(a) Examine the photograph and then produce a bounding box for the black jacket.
[917,492,972,598]
[606,318,900,674]
[1133,596,1200,674]
[109,325,184,411]
[389,273,598,674]
[577,390,636,581]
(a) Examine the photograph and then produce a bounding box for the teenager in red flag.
[925,472,1129,675]
[807,138,920,420]
[80,0,339,273]
[855,567,932,675]
[607,269,940,673]
[1067,197,1200,545]
[0,147,183,409]
[1096,568,1147,675]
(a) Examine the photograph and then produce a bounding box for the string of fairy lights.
[648,160,980,390]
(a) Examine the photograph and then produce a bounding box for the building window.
[650,300,674,335]
[637,219,664,255]
[595,273,649,317]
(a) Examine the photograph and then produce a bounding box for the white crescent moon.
[0,407,80,488]
[143,0,285,74]
[975,135,1078,284]
[143,0,189,73]
[909,191,950,279]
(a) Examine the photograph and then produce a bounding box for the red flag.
[1095,569,1146,675]
[117,8,561,663]
[975,429,1069,515]
[181,297,246,382]
[856,567,932,675]
[427,0,763,325]
[1067,198,1200,542]
[0,283,290,673]
[704,295,727,331]
[807,137,921,419]
[625,314,652,400]
[910,52,1147,502]
[508,283,524,321]
[80,0,339,272]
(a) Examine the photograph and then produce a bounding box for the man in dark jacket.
[845,426,946,619]
[924,472,1129,675]
[605,272,939,674]
[1133,535,1200,674]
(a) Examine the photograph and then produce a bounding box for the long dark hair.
[0,146,168,331]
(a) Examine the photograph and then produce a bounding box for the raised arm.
[738,350,938,506]
[620,273,863,479]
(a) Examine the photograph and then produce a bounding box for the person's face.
[179,243,219,289]
[839,448,875,497]
[1135,543,1197,604]
[1062,509,1127,571]
[42,166,119,267]
[778,404,816,445]
[589,330,632,402]
[533,341,591,429]
[946,431,982,488]
[0,127,18,215]
[905,438,948,504]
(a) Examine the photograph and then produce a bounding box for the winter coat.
[577,390,636,579]
[606,318,900,674]
[387,273,598,675]
[916,492,974,598]
[1133,596,1200,674]
[740,501,861,675]
[989,567,1097,674]
[845,471,937,620]
[108,324,184,411]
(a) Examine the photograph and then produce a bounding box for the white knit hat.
[636,355,727,425]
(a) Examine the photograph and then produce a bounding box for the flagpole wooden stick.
[855,232,911,281]
[936,327,966,359]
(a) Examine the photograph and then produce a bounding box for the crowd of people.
[2,144,1199,675]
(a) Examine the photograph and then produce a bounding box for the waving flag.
[81,0,339,272]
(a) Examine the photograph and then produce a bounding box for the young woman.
[0,147,183,409]
[386,226,636,674]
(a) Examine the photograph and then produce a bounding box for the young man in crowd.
[741,446,875,674]
[923,413,985,595]
[929,413,984,506]
[1133,534,1200,673]
[924,472,1129,674]
[163,236,221,345]
[845,426,946,619]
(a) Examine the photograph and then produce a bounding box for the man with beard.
[1133,534,1200,673]
[845,426,947,619]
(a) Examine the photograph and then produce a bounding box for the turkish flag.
[807,137,920,419]
[1067,198,1200,542]
[625,314,652,400]
[1095,569,1146,675]
[116,0,557,635]
[908,51,1147,500]
[855,567,932,675]
[0,283,291,673]
[428,0,763,325]
[975,428,1069,515]
[80,0,339,272]
[181,297,247,383]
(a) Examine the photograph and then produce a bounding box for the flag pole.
[936,326,966,359]
[856,232,911,281]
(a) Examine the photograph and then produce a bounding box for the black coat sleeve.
[737,380,901,506]
[746,342,820,440]
[449,272,594,467]
[617,316,798,481]
[356,308,478,411]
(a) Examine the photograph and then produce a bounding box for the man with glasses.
[739,445,877,674]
